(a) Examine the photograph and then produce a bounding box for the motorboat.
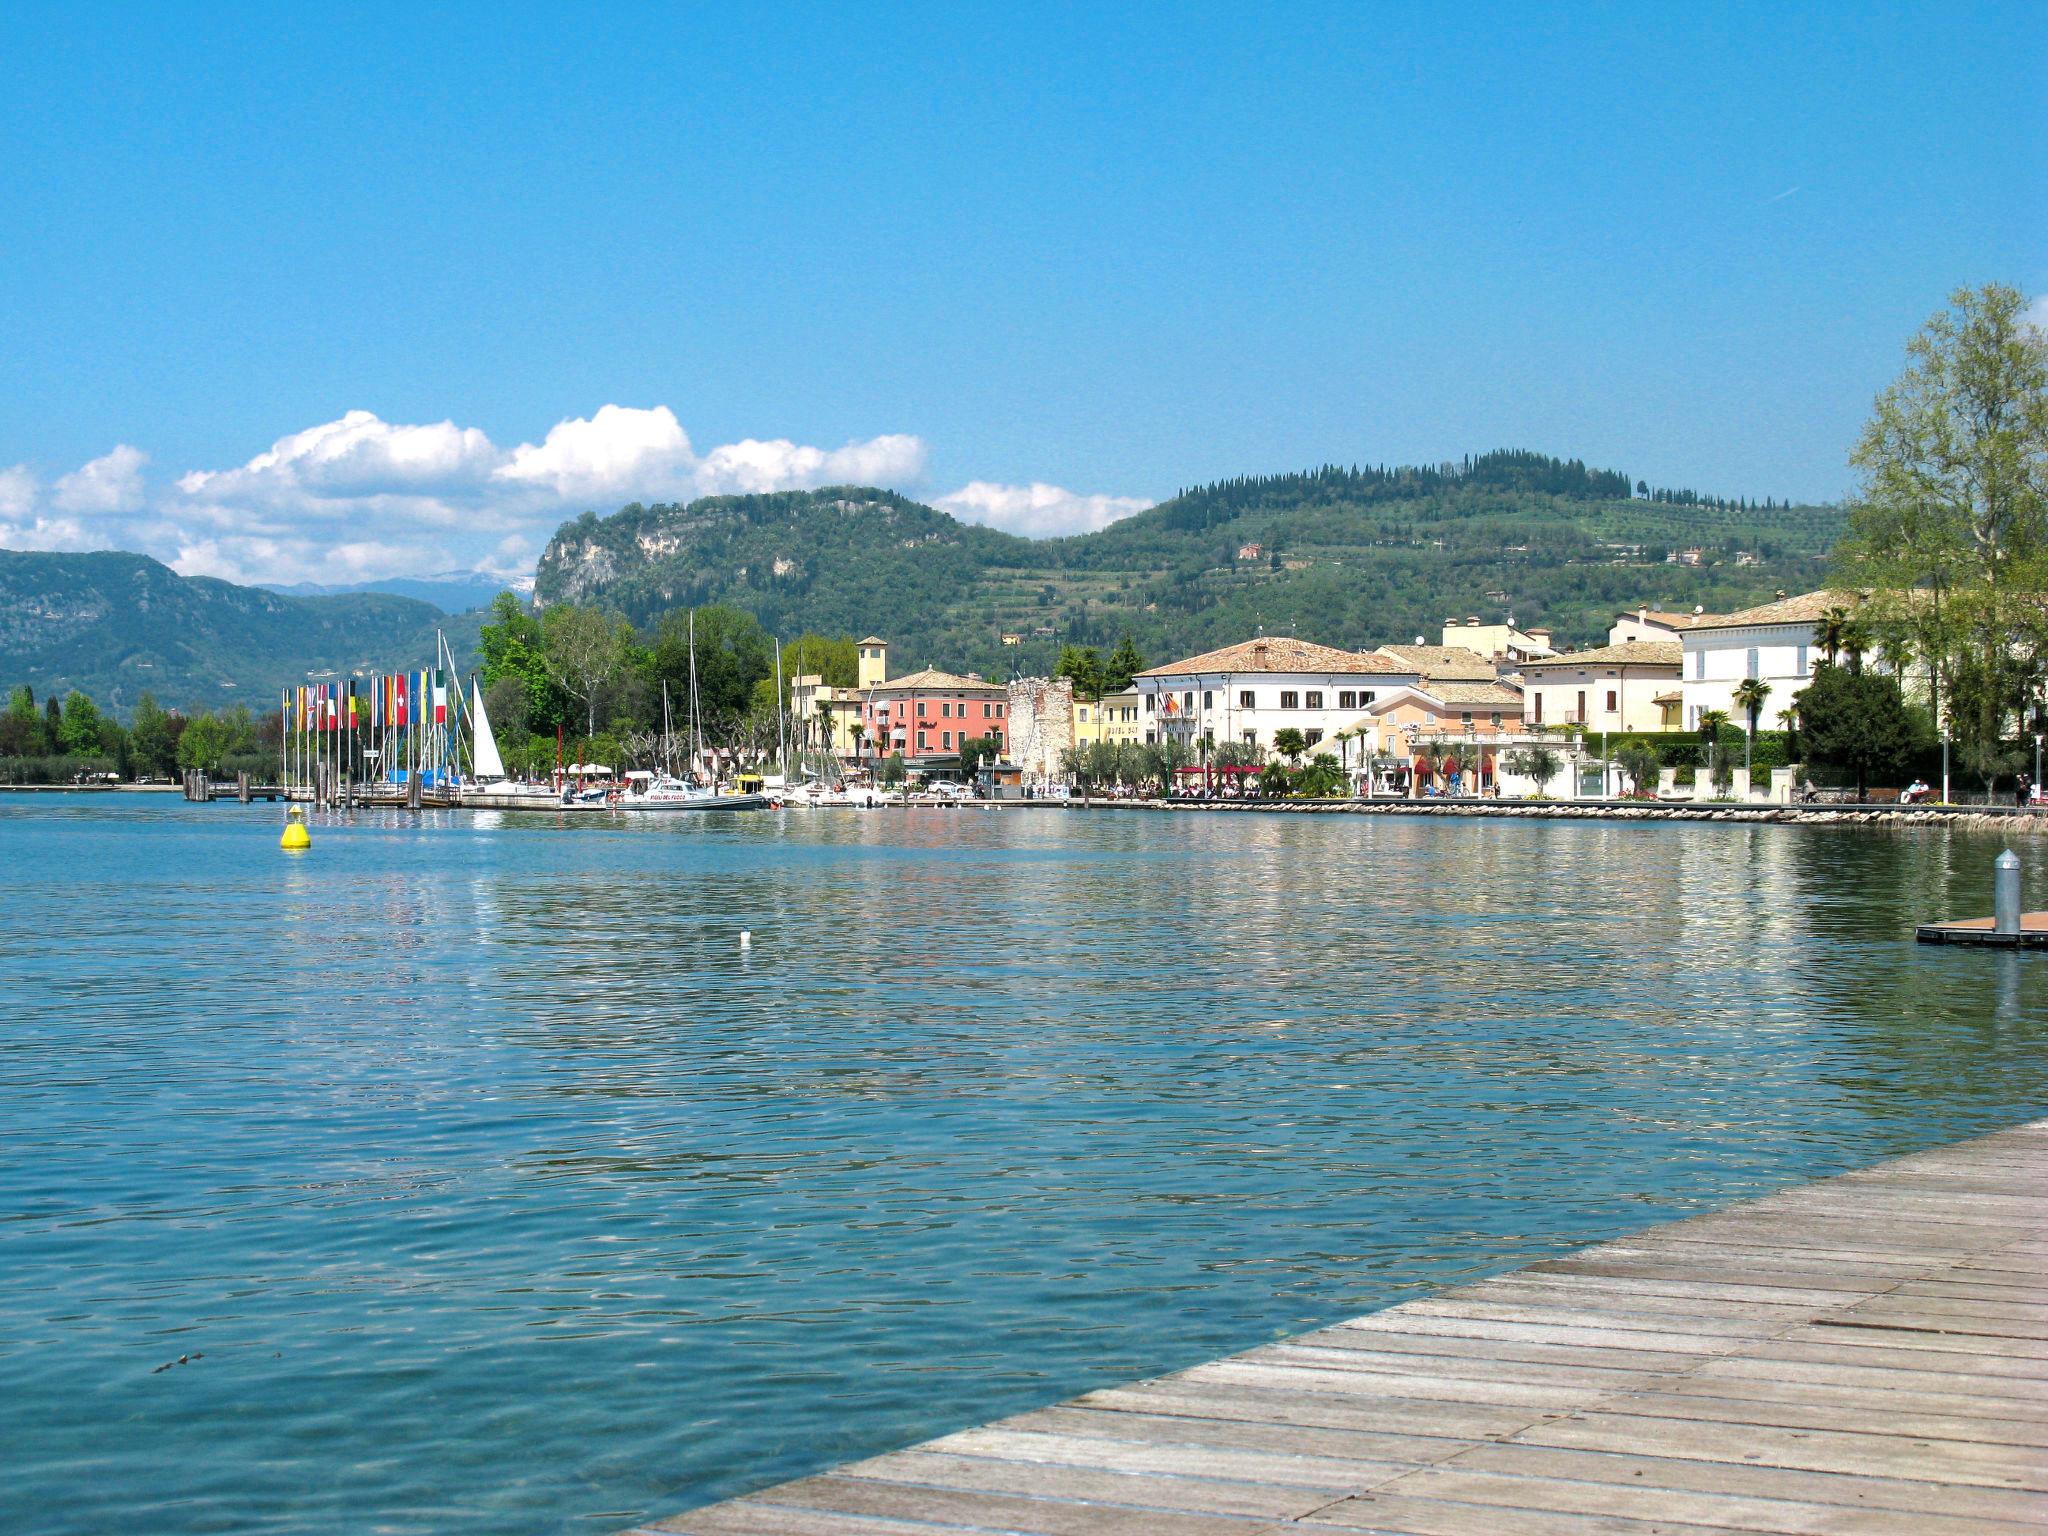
[615,770,767,811]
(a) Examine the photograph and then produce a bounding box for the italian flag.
[433,669,448,725]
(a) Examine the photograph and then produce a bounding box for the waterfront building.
[858,640,1010,771]
[1073,686,1143,748]
[1678,590,1850,731]
[1518,641,1683,734]
[1133,637,1419,755]
[1331,680,1529,792]
[789,674,865,758]
[1438,614,1557,665]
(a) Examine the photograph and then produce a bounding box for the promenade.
[641,1118,2048,1535]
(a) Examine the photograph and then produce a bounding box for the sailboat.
[462,679,606,809]
[612,612,767,812]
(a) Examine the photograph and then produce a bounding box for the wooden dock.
[638,1117,2048,1535]
[1917,913,2048,949]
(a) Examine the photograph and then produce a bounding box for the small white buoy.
[739,930,752,949]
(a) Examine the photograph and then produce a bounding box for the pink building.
[861,666,1009,768]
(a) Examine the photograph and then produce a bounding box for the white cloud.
[52,444,150,514]
[695,433,928,496]
[934,480,1152,537]
[0,407,1148,584]
[494,404,695,499]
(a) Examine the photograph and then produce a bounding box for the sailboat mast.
[688,609,701,780]
[774,637,786,778]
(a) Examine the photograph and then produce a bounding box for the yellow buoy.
[280,805,311,851]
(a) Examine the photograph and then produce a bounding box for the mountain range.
[2,452,1845,715]
[536,452,1843,678]
[0,550,481,715]
[260,571,528,615]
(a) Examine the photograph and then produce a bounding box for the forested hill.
[535,452,1843,678]
[0,550,482,714]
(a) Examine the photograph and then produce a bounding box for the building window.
[1490,712,1502,727]
[1305,729,1323,747]
[1746,647,1759,681]
[1280,690,1299,709]
[1606,689,1618,712]
[1183,691,1195,712]
[1145,730,1156,744]
[1242,730,1256,745]
[1576,690,1587,721]
[917,700,927,717]
[1461,712,1473,728]
[1202,690,1213,710]
[1363,691,1375,705]
[1796,644,1808,676]
[1305,690,1323,709]
[1079,708,1090,723]
[1239,689,1255,709]
[1533,693,1544,724]
[983,703,993,717]
[1695,650,1706,680]
[1338,690,1356,709]
[1144,694,1155,713]
[944,730,953,749]
[917,731,928,749]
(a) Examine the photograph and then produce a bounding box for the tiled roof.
[1519,641,1683,670]
[1423,681,1526,707]
[1372,644,1498,681]
[873,667,1007,693]
[1622,609,1720,630]
[1692,590,1857,631]
[1136,637,1411,678]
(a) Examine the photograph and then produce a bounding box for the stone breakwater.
[1096,797,2048,833]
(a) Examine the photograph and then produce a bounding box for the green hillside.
[0,550,484,715]
[535,452,1843,676]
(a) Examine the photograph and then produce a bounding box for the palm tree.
[1272,727,1308,765]
[1731,678,1771,778]
[1817,605,1852,665]
[1698,708,1731,790]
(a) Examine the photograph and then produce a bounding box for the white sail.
[471,677,506,780]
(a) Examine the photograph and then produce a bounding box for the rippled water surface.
[3,798,2045,1534]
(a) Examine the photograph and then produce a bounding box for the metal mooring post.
[1995,849,2022,936]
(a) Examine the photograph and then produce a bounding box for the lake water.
[2,798,2044,1535]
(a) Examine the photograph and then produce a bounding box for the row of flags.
[282,671,450,731]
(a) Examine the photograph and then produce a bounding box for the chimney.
[1638,607,1648,622]
[1775,589,1787,600]
[1466,615,1480,627]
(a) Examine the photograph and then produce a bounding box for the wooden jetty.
[1917,913,2048,949]
[639,1117,2048,1535]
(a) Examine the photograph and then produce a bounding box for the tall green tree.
[58,690,106,755]
[1054,644,1106,700]
[1796,663,1914,800]
[479,593,564,732]
[128,693,180,778]
[1837,282,2048,768]
[0,685,44,757]
[542,603,635,737]
[1102,634,1146,693]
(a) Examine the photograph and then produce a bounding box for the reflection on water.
[1,800,2044,1535]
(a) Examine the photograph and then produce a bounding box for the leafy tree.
[648,605,771,738]
[58,690,105,756]
[542,603,635,737]
[1837,283,2048,773]
[958,734,1000,777]
[479,593,564,733]
[1,685,44,758]
[1797,663,1914,799]
[1256,760,1292,796]
[782,633,858,689]
[176,712,234,773]
[1615,738,1661,796]
[1503,743,1561,797]
[128,692,181,778]
[1272,727,1308,764]
[880,750,906,788]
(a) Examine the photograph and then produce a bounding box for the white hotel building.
[1678,590,1845,730]
[1133,637,1421,753]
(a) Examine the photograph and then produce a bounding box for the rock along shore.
[1074,795,2048,833]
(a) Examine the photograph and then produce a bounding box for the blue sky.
[1,3,2041,582]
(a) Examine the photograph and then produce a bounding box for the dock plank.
[637,1118,2048,1535]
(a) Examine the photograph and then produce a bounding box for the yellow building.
[1074,687,1142,747]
